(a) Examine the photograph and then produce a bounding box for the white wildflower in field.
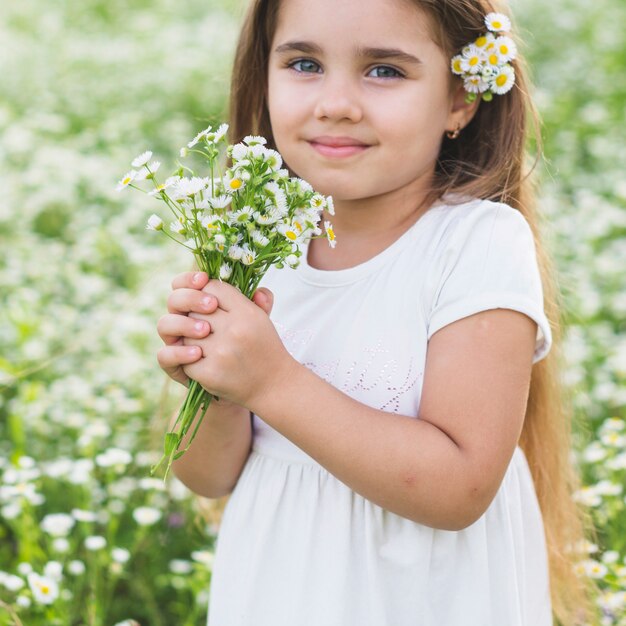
[52,538,70,553]
[27,572,59,605]
[85,535,107,551]
[95,447,132,468]
[67,561,86,576]
[112,547,131,563]
[41,513,76,537]
[132,506,162,526]
[0,572,25,592]
[191,550,214,567]
[44,561,63,581]
[169,559,194,575]
[71,508,98,522]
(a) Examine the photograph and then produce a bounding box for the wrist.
[247,351,305,417]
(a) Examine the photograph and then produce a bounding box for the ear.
[445,80,481,135]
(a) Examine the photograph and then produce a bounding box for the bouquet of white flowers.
[117,123,336,480]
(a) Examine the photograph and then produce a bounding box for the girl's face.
[267,0,461,203]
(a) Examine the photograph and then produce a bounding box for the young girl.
[156,0,597,624]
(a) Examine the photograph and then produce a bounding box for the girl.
[156,0,598,624]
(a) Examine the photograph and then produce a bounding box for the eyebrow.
[274,41,422,65]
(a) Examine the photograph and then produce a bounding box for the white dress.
[206,197,554,626]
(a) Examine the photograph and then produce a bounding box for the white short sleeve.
[427,201,552,364]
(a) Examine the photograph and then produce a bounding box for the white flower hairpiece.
[450,12,517,103]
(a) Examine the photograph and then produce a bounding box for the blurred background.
[0,0,625,623]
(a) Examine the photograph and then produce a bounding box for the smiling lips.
[308,136,371,158]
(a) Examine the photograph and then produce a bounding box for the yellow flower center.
[499,44,509,55]
[485,42,495,52]
[475,36,487,47]
[495,74,508,87]
[327,228,335,241]
[286,231,297,241]
[39,583,50,594]
[492,20,502,29]
[469,56,479,67]
[453,59,463,72]
[229,179,243,190]
[294,221,303,233]
[489,54,499,65]
[123,177,131,185]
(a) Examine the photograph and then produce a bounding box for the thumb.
[252,287,274,315]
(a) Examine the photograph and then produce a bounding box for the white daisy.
[451,54,465,76]
[251,230,270,247]
[112,548,130,563]
[132,507,162,526]
[263,149,283,171]
[461,44,484,74]
[170,219,185,234]
[474,32,496,50]
[71,508,97,522]
[249,144,269,160]
[115,170,137,192]
[43,561,63,582]
[67,561,85,576]
[326,196,335,216]
[295,178,314,193]
[230,143,249,162]
[490,65,515,95]
[84,535,107,551]
[27,572,59,605]
[463,74,489,94]
[223,173,246,193]
[227,245,244,261]
[200,214,223,231]
[230,207,254,225]
[265,182,288,215]
[485,12,511,33]
[176,176,209,198]
[219,263,233,280]
[494,36,517,63]
[208,194,231,210]
[41,513,75,537]
[244,135,267,146]
[254,208,282,225]
[278,223,301,242]
[213,123,229,143]
[187,126,211,148]
[241,245,257,266]
[285,254,300,268]
[147,176,179,196]
[131,151,152,168]
[146,214,163,231]
[324,221,337,249]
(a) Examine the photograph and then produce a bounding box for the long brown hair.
[225,1,600,623]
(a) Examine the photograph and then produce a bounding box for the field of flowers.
[1,0,624,623]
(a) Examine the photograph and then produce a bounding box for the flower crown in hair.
[450,12,517,103]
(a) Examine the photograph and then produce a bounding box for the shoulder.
[434,195,532,246]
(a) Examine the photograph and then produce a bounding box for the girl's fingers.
[157,313,211,345]
[167,288,219,315]
[157,344,203,370]
[171,271,209,290]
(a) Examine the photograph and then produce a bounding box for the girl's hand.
[156,272,274,388]
[181,279,295,408]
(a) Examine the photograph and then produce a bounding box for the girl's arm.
[182,280,537,531]
[168,399,252,499]
[250,307,537,531]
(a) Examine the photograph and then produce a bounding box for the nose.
[313,74,363,123]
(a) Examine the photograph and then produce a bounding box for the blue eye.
[368,65,404,79]
[289,59,322,74]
